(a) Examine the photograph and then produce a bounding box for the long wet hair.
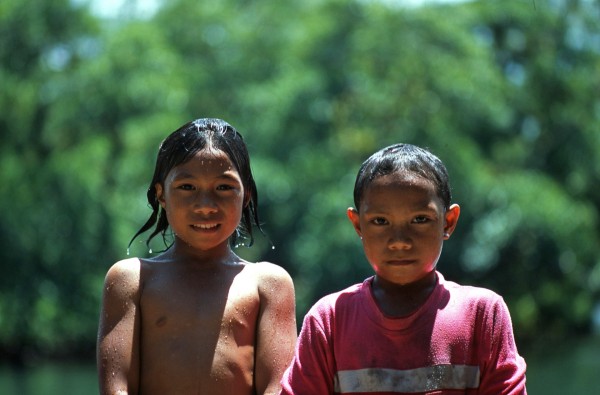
[128,118,262,251]
[353,143,452,211]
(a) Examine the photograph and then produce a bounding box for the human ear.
[155,183,166,208]
[443,204,460,240]
[347,207,362,238]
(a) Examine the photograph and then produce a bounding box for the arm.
[279,304,336,395]
[254,263,298,395]
[479,297,527,395]
[96,258,142,395]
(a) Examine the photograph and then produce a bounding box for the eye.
[216,184,236,191]
[177,183,195,191]
[412,215,429,224]
[372,217,388,225]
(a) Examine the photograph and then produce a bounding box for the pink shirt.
[280,272,527,394]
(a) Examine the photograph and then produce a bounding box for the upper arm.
[97,258,142,395]
[479,297,527,395]
[279,307,336,395]
[253,263,298,395]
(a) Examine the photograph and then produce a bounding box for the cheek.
[362,233,384,248]
[362,241,380,261]
[225,196,245,216]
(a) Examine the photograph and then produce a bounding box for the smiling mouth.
[191,223,219,230]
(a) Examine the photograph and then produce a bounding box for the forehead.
[362,171,441,208]
[167,148,238,179]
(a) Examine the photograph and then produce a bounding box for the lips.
[191,223,219,230]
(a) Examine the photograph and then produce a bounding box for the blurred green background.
[1,0,599,393]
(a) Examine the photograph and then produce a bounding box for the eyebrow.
[412,200,439,210]
[170,170,241,181]
[363,200,439,215]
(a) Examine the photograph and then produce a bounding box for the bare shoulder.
[105,257,142,279]
[239,262,294,308]
[103,257,145,299]
[245,261,294,285]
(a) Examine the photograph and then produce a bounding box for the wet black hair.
[128,118,262,251]
[353,143,451,211]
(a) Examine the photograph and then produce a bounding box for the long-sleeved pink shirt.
[280,272,527,394]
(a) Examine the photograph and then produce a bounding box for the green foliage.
[0,0,105,360]
[1,0,599,362]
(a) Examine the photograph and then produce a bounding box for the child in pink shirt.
[280,143,527,394]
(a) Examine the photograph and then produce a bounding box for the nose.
[388,226,411,250]
[193,190,218,213]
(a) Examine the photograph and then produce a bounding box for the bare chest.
[140,265,260,333]
[137,265,261,393]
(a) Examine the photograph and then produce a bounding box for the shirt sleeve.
[279,305,336,395]
[478,295,528,395]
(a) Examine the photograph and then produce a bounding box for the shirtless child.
[97,118,297,394]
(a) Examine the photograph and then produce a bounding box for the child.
[280,143,527,394]
[97,118,297,395]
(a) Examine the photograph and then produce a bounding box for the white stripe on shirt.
[334,364,480,393]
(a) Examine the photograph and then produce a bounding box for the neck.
[162,237,241,267]
[371,271,438,317]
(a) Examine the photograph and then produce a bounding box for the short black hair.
[353,143,451,211]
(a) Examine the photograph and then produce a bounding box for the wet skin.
[97,149,297,394]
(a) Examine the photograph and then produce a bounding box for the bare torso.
[97,252,296,395]
[139,257,262,394]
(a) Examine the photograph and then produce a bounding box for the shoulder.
[244,261,295,298]
[450,283,502,302]
[246,261,294,284]
[440,275,511,321]
[105,257,142,279]
[296,281,366,337]
[307,280,366,318]
[103,257,145,298]
[441,274,503,304]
